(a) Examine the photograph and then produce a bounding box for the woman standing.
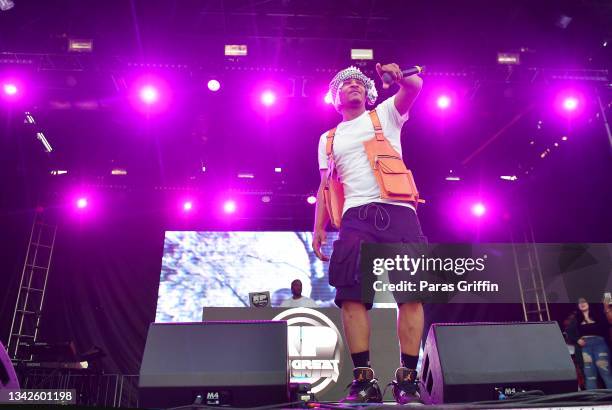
[575,297,612,389]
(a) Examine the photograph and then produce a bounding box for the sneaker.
[389,367,421,405]
[340,367,383,404]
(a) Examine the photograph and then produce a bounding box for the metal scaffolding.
[511,218,550,322]
[7,209,58,361]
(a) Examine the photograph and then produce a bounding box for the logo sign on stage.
[272,308,344,394]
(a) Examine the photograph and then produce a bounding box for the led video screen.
[155,231,339,322]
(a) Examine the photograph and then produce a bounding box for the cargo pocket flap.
[328,237,363,287]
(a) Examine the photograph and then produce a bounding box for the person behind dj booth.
[311,64,425,404]
[280,279,318,308]
[568,297,612,389]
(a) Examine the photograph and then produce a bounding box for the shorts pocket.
[328,237,362,287]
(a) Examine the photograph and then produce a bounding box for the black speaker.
[0,341,19,390]
[419,322,577,404]
[139,321,288,408]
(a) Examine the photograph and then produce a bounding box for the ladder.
[7,209,58,361]
[511,221,550,322]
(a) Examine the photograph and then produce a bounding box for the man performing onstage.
[312,64,425,404]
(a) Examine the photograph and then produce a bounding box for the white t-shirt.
[280,296,318,308]
[318,96,415,215]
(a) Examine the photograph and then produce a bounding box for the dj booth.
[202,307,400,402]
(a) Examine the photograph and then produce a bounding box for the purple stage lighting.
[130,76,171,113]
[471,202,486,217]
[208,79,221,92]
[437,95,451,109]
[183,201,193,212]
[554,90,584,116]
[324,93,333,104]
[307,195,317,204]
[223,200,237,214]
[261,90,276,106]
[76,197,88,209]
[139,86,159,104]
[563,97,578,111]
[3,83,17,96]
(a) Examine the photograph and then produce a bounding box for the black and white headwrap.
[326,66,378,111]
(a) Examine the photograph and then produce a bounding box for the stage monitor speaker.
[419,322,577,404]
[139,321,288,408]
[0,341,19,390]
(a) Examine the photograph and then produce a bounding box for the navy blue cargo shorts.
[328,202,427,310]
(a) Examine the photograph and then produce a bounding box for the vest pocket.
[375,156,413,196]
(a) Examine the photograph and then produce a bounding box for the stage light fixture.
[237,173,254,179]
[183,201,193,211]
[307,195,317,204]
[50,170,68,175]
[36,132,53,153]
[261,90,276,106]
[563,97,578,111]
[274,167,282,173]
[3,83,17,95]
[223,200,236,214]
[111,169,127,175]
[76,198,88,209]
[24,112,35,124]
[207,79,221,92]
[500,175,518,181]
[324,93,333,104]
[471,202,486,217]
[497,52,520,65]
[445,176,461,181]
[351,49,374,60]
[437,95,451,109]
[140,86,159,104]
[68,39,93,53]
[225,45,247,56]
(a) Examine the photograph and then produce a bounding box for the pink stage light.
[554,91,584,116]
[562,97,578,111]
[208,79,221,92]
[307,195,317,204]
[3,83,17,96]
[437,95,451,109]
[183,201,193,211]
[324,93,333,104]
[139,86,159,104]
[261,90,276,106]
[471,202,486,217]
[76,197,88,209]
[223,200,237,214]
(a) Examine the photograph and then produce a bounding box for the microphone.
[381,65,425,85]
